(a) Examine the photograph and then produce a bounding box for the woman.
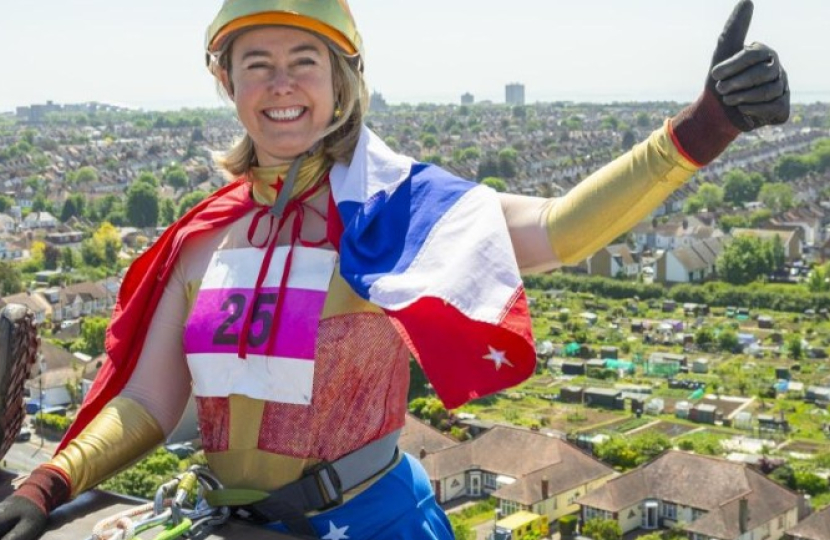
[0,0,788,539]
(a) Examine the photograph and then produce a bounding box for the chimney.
[738,497,750,534]
[541,478,549,500]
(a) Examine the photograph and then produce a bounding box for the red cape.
[58,179,255,451]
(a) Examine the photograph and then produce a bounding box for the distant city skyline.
[3,0,829,113]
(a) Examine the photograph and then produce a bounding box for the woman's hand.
[0,495,48,540]
[708,0,789,131]
[672,0,790,165]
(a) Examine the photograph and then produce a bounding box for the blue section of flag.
[338,163,475,299]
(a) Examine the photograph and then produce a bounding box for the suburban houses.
[576,451,807,540]
[3,99,830,539]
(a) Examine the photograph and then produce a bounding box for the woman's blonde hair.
[215,34,369,178]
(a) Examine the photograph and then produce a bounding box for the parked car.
[16,427,32,442]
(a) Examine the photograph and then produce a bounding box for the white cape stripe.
[188,353,314,405]
[200,246,337,291]
[368,185,522,322]
[330,126,415,204]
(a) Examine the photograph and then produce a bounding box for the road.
[2,433,58,475]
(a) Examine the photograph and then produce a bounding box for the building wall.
[438,472,467,503]
[618,502,642,533]
[663,252,692,283]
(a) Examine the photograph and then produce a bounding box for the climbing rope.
[83,466,230,540]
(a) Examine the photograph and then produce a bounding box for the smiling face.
[221,26,335,165]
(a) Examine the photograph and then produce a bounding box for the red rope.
[238,179,329,359]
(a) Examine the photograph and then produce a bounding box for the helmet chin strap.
[268,142,321,220]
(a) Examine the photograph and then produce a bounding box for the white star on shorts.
[321,520,350,540]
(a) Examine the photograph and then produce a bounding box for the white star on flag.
[483,346,513,370]
[321,520,350,540]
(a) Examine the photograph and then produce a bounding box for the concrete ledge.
[2,470,296,539]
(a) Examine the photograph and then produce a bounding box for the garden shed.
[561,361,586,376]
[559,386,584,404]
[691,358,710,374]
[806,386,830,403]
[690,404,719,425]
[758,414,789,432]
[758,315,774,329]
[600,346,619,360]
[584,387,624,409]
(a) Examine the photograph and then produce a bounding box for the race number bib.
[183,247,337,405]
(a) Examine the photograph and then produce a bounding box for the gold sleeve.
[547,120,699,265]
[49,396,165,497]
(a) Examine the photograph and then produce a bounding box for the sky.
[2,0,829,113]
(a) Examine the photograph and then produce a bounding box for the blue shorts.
[264,453,454,539]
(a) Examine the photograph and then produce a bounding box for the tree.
[481,177,508,192]
[582,517,622,540]
[723,169,763,206]
[718,329,740,353]
[683,196,705,214]
[60,194,86,222]
[420,133,438,149]
[31,193,52,213]
[498,147,518,178]
[717,236,774,285]
[477,155,500,180]
[629,432,672,465]
[621,130,636,149]
[447,515,473,540]
[100,447,182,500]
[695,326,715,350]
[808,265,830,293]
[0,261,23,295]
[136,171,160,188]
[595,435,638,470]
[177,191,209,219]
[774,155,812,182]
[759,183,794,213]
[718,214,749,233]
[43,244,60,271]
[80,317,109,357]
[786,334,804,360]
[61,248,76,272]
[127,181,160,227]
[159,198,176,226]
[163,165,189,189]
[697,183,724,210]
[0,195,13,213]
[72,166,99,185]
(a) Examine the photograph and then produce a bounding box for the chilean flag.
[330,127,537,409]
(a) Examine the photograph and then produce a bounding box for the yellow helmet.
[206,0,362,68]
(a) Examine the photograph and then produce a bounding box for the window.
[777,515,785,529]
[501,500,522,516]
[691,508,705,521]
[585,507,612,522]
[483,473,498,489]
[662,502,677,520]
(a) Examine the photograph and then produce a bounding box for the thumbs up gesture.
[708,0,789,131]
[671,0,790,165]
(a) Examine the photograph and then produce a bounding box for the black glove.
[708,0,790,131]
[672,0,790,165]
[0,495,48,540]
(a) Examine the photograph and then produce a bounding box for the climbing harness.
[82,466,230,540]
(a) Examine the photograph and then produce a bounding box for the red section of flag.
[386,286,536,410]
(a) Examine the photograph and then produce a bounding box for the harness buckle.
[306,460,343,510]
